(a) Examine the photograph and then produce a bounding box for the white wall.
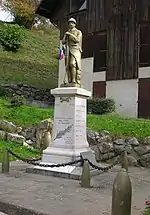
[58,56,93,92]
[92,71,106,82]
[106,79,138,118]
[139,66,150,78]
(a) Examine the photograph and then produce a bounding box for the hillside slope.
[0,25,59,89]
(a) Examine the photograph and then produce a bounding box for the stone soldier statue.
[61,18,82,88]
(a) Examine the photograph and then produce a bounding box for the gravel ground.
[0,161,149,215]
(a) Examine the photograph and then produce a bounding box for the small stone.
[127,137,139,146]
[90,145,100,162]
[113,139,126,154]
[143,137,150,145]
[0,130,6,140]
[0,120,17,133]
[124,145,133,154]
[23,127,36,140]
[127,155,139,167]
[113,139,126,145]
[97,135,112,143]
[133,146,147,156]
[16,127,22,134]
[99,130,110,137]
[87,130,97,145]
[99,142,113,154]
[26,139,33,145]
[23,142,33,149]
[139,153,150,167]
[100,152,115,161]
[7,133,26,145]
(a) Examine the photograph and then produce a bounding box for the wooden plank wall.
[106,0,140,81]
[87,0,110,33]
[57,0,150,79]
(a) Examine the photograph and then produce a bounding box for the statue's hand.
[65,32,72,36]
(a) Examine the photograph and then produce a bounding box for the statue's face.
[68,21,76,29]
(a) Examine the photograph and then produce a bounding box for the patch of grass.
[0,23,59,89]
[0,97,53,127]
[90,112,150,138]
[87,113,150,138]
[1,98,150,138]
[0,140,40,162]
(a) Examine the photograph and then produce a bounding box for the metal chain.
[7,148,120,171]
[7,148,83,168]
[7,148,42,162]
[87,158,119,172]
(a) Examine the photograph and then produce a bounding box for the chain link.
[7,148,42,162]
[87,157,119,172]
[7,148,83,168]
[7,148,120,171]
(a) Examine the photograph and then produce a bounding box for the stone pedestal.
[42,87,92,164]
[26,87,97,179]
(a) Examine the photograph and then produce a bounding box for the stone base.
[42,146,92,164]
[26,151,104,180]
[26,164,100,180]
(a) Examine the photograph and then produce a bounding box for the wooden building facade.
[37,0,150,118]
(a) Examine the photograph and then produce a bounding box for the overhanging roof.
[36,0,62,19]
[36,0,86,20]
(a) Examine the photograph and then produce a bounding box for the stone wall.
[1,83,54,106]
[87,130,150,168]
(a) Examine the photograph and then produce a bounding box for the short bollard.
[80,160,91,188]
[111,168,132,215]
[120,151,129,172]
[2,148,9,173]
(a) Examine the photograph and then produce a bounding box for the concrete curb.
[0,200,49,215]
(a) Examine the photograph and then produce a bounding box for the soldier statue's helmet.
[68,18,76,24]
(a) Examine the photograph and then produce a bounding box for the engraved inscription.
[75,104,86,139]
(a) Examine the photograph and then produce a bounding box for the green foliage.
[143,208,150,215]
[87,113,150,138]
[0,25,59,88]
[0,23,25,51]
[1,97,150,138]
[10,94,26,107]
[0,97,54,127]
[0,140,40,162]
[88,98,115,115]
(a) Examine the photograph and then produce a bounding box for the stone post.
[111,168,132,215]
[80,160,91,188]
[2,148,9,173]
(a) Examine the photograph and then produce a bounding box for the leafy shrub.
[10,94,26,107]
[87,98,115,115]
[0,23,24,51]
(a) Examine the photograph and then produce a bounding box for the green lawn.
[1,97,150,138]
[0,97,150,162]
[0,23,59,89]
[0,140,40,162]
